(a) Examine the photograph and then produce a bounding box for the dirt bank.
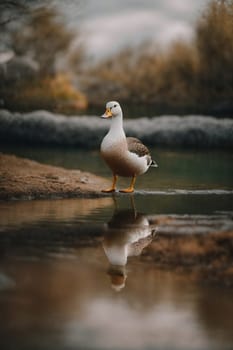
[143,217,233,287]
[0,153,109,200]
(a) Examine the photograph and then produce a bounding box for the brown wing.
[126,137,150,157]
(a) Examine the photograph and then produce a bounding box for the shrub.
[81,0,233,116]
[196,0,233,106]
[2,74,87,113]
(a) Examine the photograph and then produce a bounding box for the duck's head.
[101,101,122,118]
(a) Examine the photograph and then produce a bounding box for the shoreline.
[0,153,110,201]
[1,109,233,149]
[0,152,232,287]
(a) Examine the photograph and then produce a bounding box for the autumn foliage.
[81,0,233,116]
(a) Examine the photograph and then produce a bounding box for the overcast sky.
[60,0,210,60]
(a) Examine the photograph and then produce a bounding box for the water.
[1,145,233,190]
[0,146,233,350]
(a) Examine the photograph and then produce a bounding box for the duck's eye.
[114,104,117,108]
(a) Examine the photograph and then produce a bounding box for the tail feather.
[150,159,158,168]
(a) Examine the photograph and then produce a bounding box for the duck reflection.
[103,196,157,291]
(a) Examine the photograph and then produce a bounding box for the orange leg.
[102,174,118,193]
[120,175,136,193]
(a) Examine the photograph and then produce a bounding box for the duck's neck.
[108,112,125,140]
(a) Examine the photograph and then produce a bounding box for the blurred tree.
[81,0,233,115]
[10,6,74,75]
[196,0,233,106]
[0,0,87,113]
[68,43,88,75]
[0,0,29,26]
[0,0,45,28]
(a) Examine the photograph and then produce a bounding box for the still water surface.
[0,146,233,350]
[1,144,233,190]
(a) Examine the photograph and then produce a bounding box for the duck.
[103,209,156,266]
[100,101,158,193]
[103,197,157,291]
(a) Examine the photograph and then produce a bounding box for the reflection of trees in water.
[196,289,233,344]
[1,251,233,348]
[0,197,112,228]
[1,195,233,348]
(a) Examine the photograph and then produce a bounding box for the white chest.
[101,133,126,153]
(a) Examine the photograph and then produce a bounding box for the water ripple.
[136,189,233,196]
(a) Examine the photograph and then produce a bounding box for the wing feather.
[126,137,150,157]
[127,137,158,167]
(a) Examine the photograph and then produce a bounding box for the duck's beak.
[101,108,112,118]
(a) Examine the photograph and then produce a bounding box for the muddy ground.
[143,224,233,287]
[0,153,109,200]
